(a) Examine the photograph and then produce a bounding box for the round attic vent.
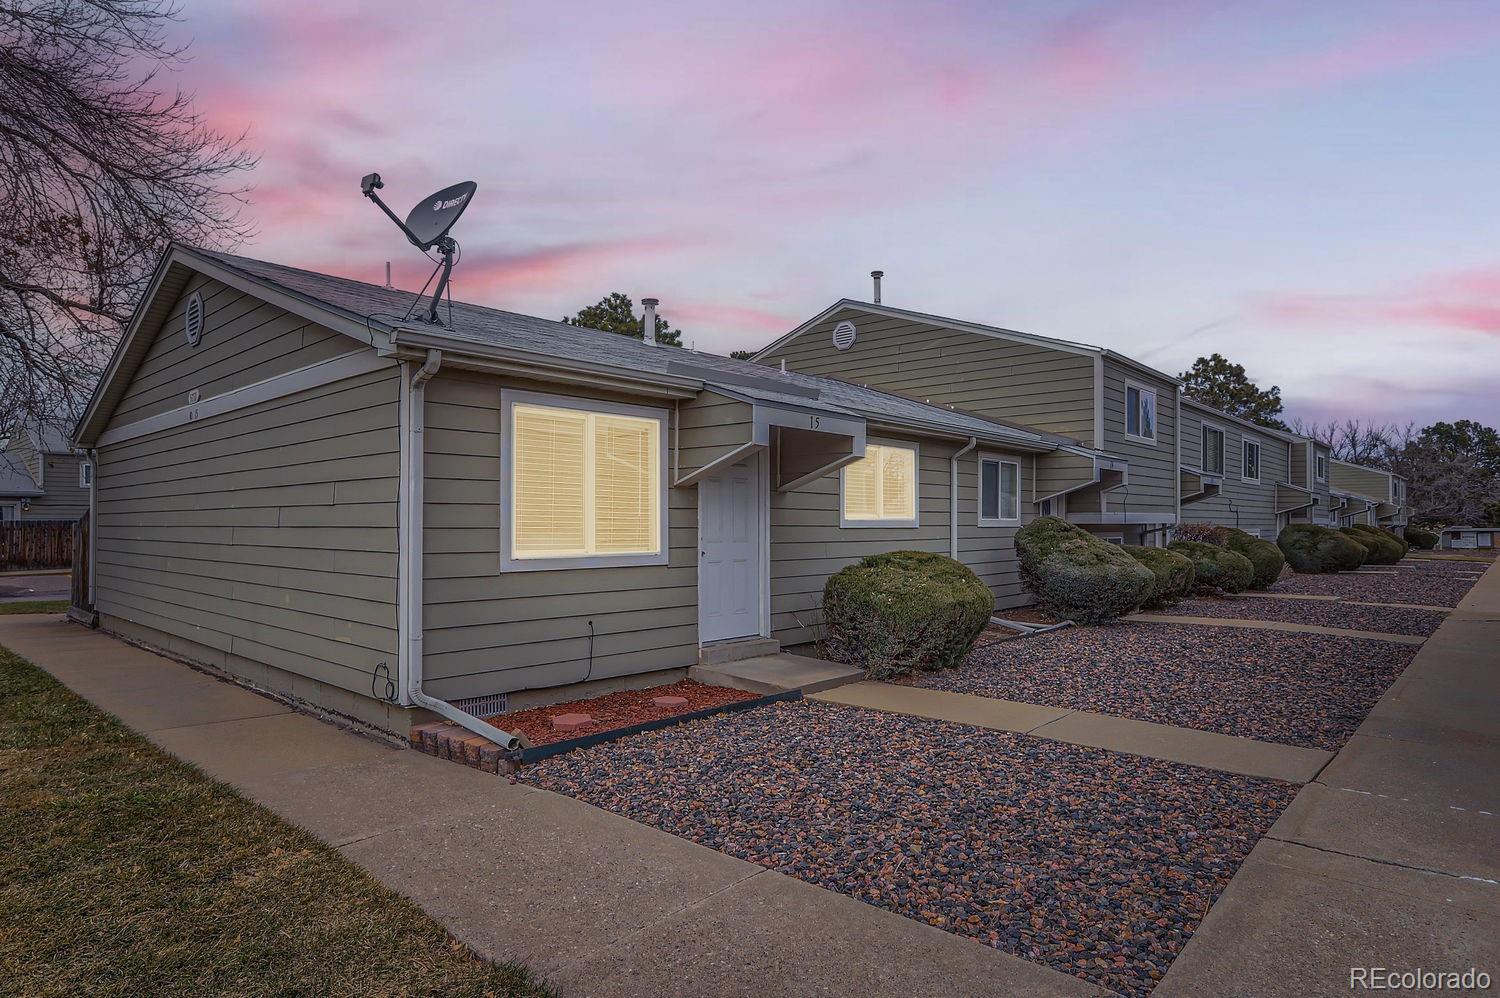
[832,319,857,351]
[184,291,205,347]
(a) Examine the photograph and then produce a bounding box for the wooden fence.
[0,519,77,571]
[72,512,92,613]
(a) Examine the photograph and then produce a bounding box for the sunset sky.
[170,0,1500,427]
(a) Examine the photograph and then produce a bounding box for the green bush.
[1277,523,1366,573]
[1406,526,1438,550]
[1168,539,1255,594]
[821,550,995,679]
[1348,523,1405,564]
[1340,526,1383,561]
[1173,522,1229,546]
[1225,528,1286,589]
[1015,516,1155,624]
[1123,545,1195,608]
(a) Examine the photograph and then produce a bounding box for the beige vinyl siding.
[21,453,89,520]
[1034,450,1097,502]
[1177,407,1290,537]
[109,274,361,426]
[1098,360,1178,522]
[757,308,1097,445]
[421,371,698,701]
[770,435,1030,647]
[1331,461,1390,502]
[5,436,42,482]
[676,391,755,481]
[94,358,401,697]
[1287,441,1332,522]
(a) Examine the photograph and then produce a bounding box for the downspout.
[950,437,978,559]
[400,349,524,750]
[87,447,98,611]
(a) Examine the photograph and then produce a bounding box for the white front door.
[699,454,762,643]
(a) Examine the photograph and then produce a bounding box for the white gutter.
[398,349,524,751]
[951,437,978,559]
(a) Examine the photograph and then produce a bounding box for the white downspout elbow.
[951,437,978,559]
[400,349,526,752]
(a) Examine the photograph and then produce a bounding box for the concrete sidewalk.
[1156,559,1500,996]
[1125,612,1427,644]
[0,613,1098,998]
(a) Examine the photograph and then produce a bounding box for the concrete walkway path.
[1124,612,1427,645]
[1156,559,1500,997]
[1237,591,1454,612]
[812,682,1330,783]
[0,613,1098,998]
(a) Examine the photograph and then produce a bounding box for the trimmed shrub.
[1225,528,1286,589]
[1168,539,1255,594]
[1173,522,1229,546]
[1015,516,1155,624]
[821,550,995,679]
[1407,526,1438,550]
[1123,545,1195,608]
[1340,526,1383,561]
[1348,523,1405,564]
[1277,523,1366,573]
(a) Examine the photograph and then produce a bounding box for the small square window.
[841,443,918,527]
[979,457,1019,525]
[79,462,93,488]
[1241,440,1260,483]
[1315,454,1328,481]
[1125,383,1157,443]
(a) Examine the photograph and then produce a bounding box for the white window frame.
[1123,380,1158,445]
[1240,439,1261,484]
[79,461,93,488]
[840,441,920,529]
[499,389,670,572]
[1200,422,1226,476]
[1315,452,1328,482]
[977,455,1021,527]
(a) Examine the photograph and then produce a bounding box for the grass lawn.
[0,645,555,997]
[0,600,70,615]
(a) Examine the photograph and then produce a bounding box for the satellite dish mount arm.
[361,173,426,250]
[427,236,456,325]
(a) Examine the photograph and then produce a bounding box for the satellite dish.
[360,173,478,326]
[405,180,477,248]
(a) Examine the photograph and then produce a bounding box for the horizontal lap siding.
[1100,361,1177,522]
[1331,462,1389,502]
[770,436,1029,647]
[758,308,1097,445]
[676,392,754,481]
[23,454,89,520]
[95,354,401,697]
[1287,442,1332,522]
[1177,407,1290,537]
[421,371,698,701]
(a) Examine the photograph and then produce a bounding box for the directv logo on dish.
[433,193,469,211]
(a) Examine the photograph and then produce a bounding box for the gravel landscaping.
[520,699,1294,997]
[1170,595,1446,636]
[495,679,757,747]
[914,623,1416,750]
[1270,570,1476,607]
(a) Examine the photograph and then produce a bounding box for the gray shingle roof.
[193,248,1073,451]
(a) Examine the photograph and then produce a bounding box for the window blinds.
[843,444,916,522]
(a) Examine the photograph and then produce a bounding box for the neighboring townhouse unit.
[1441,526,1495,550]
[1330,459,1411,535]
[72,245,1086,741]
[1282,433,1335,526]
[1175,398,1294,539]
[0,420,91,521]
[752,298,1181,546]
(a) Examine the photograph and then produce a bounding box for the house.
[1175,397,1294,539]
[1440,526,1495,550]
[1330,460,1411,536]
[71,245,1083,743]
[0,420,91,521]
[752,294,1181,546]
[1280,432,1334,527]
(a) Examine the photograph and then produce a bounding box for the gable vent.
[184,291,206,347]
[832,319,857,351]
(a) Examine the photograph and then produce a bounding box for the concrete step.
[690,653,864,695]
[697,636,780,667]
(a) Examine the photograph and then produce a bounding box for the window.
[1201,425,1225,475]
[79,462,93,488]
[841,443,918,527]
[1241,440,1260,483]
[502,392,666,570]
[1315,453,1327,481]
[978,457,1019,525]
[1125,383,1157,442]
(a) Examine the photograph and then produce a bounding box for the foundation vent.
[452,692,510,719]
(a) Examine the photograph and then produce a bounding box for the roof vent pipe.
[642,297,659,346]
[871,270,883,304]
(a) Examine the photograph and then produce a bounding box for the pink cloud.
[1263,263,1500,336]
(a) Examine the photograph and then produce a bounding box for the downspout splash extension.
[401,349,527,751]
